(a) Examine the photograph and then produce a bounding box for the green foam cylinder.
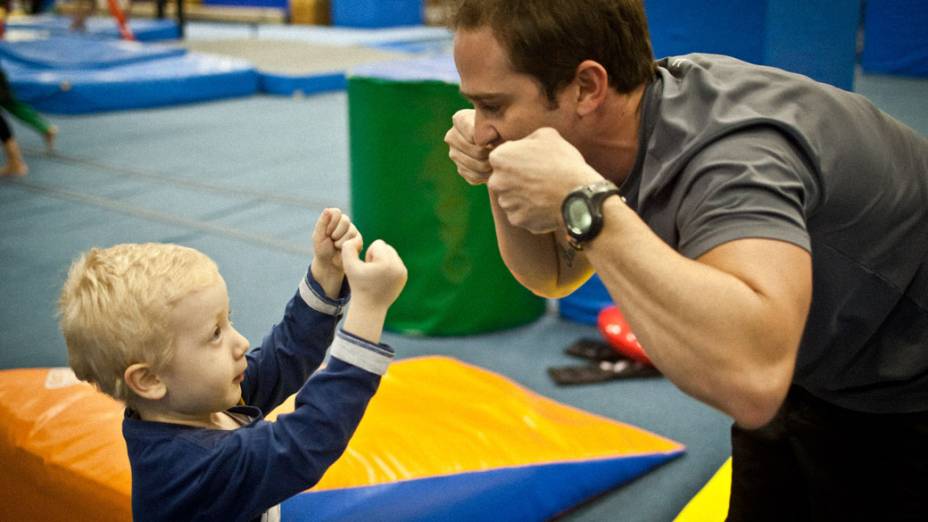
[348,61,546,335]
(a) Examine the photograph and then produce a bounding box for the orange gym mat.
[0,356,683,521]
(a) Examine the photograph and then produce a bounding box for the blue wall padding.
[645,0,860,90]
[332,0,423,28]
[0,37,185,70]
[283,453,681,521]
[7,15,180,42]
[559,274,612,326]
[4,54,258,114]
[861,0,928,77]
[645,1,765,62]
[761,1,860,91]
[259,71,346,96]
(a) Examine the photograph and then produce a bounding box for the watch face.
[565,197,593,235]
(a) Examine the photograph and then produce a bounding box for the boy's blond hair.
[58,243,220,405]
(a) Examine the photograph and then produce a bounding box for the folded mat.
[0,356,683,521]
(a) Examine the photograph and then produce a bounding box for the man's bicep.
[698,238,812,344]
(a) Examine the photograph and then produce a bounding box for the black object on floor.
[550,338,662,385]
[564,337,624,362]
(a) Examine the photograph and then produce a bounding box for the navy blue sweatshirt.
[123,270,393,522]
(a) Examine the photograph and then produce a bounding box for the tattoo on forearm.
[561,243,576,268]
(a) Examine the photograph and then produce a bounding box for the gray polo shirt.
[621,54,928,414]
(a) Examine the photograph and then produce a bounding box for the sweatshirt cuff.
[298,267,350,317]
[329,328,394,376]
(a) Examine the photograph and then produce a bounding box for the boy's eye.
[212,326,222,340]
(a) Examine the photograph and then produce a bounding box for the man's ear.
[574,60,609,117]
[124,363,167,400]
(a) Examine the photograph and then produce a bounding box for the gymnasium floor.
[1,67,926,520]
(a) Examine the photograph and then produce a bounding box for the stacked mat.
[0,36,258,114]
[0,16,455,112]
[6,14,181,42]
[182,24,452,96]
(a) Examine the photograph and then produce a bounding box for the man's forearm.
[487,188,592,298]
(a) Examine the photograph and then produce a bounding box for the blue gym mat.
[6,14,181,42]
[2,17,453,112]
[259,71,347,96]
[0,36,185,70]
[4,50,258,114]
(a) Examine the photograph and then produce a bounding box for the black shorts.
[728,386,928,521]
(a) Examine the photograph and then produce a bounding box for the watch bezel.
[561,181,621,249]
[563,193,594,237]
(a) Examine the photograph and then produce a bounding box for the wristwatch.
[561,180,623,250]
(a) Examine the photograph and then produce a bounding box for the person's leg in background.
[2,98,57,152]
[0,112,28,177]
[0,68,57,152]
[70,0,96,31]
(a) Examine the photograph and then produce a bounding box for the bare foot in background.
[44,125,58,153]
[2,138,29,177]
[1,161,28,177]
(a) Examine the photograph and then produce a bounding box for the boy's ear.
[574,60,609,117]
[124,363,167,400]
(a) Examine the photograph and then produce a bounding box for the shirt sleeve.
[675,126,819,259]
[240,267,350,414]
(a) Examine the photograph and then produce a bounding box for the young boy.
[58,209,407,522]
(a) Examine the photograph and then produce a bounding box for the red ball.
[597,306,652,365]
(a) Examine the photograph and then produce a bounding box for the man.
[444,1,928,519]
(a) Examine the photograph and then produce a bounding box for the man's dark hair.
[453,0,656,104]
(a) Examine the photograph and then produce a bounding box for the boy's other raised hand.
[340,236,407,344]
[340,237,407,309]
[311,208,361,298]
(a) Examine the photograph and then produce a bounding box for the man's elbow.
[510,273,575,299]
[732,398,781,430]
[531,285,575,300]
[730,367,793,430]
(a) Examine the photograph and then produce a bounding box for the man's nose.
[473,116,501,149]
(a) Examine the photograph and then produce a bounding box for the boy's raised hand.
[339,236,407,344]
[311,208,361,298]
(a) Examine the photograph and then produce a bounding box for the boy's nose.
[232,328,249,357]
